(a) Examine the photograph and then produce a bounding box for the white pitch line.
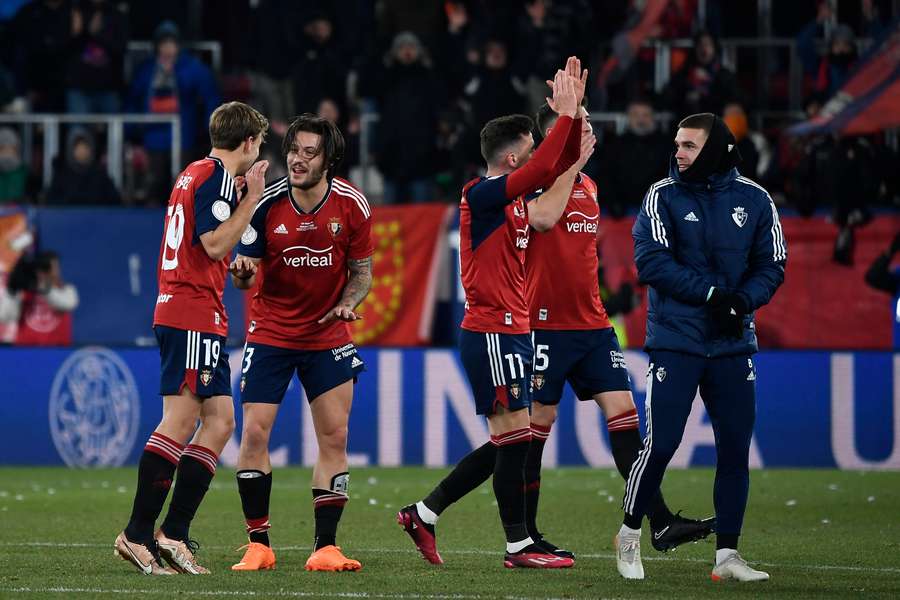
[0,589,616,600]
[2,542,899,575]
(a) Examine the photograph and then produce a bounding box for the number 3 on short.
[242,347,255,374]
[504,353,525,379]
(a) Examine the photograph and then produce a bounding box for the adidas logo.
[747,371,756,381]
[351,356,363,368]
[274,224,288,234]
[684,212,699,222]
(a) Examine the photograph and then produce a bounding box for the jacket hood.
[677,114,742,183]
[669,154,738,190]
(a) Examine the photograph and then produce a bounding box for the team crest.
[509,383,521,399]
[532,373,545,390]
[200,369,212,386]
[656,367,666,382]
[732,206,748,228]
[240,377,246,392]
[328,217,342,237]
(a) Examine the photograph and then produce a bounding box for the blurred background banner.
[348,203,454,346]
[2,346,896,469]
[12,207,900,349]
[29,204,454,347]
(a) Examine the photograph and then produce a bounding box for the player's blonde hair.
[209,102,269,151]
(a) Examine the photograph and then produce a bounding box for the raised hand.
[244,160,269,203]
[565,55,588,107]
[573,131,597,171]
[546,69,578,117]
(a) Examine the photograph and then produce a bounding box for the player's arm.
[633,186,715,305]
[229,255,261,290]
[318,256,373,324]
[198,160,269,261]
[528,129,596,232]
[505,68,580,199]
[735,193,787,311]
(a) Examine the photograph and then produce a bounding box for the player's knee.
[159,415,200,443]
[202,413,235,445]
[530,402,557,428]
[648,439,680,463]
[318,425,349,456]
[241,420,272,453]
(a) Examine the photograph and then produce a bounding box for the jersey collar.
[288,178,333,216]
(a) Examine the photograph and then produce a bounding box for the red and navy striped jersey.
[154,156,237,336]
[526,173,612,330]
[237,176,374,350]
[459,176,531,334]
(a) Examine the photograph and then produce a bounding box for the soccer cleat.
[113,532,176,575]
[231,542,276,571]
[615,532,645,579]
[711,551,770,582]
[304,545,362,572]
[650,512,716,552]
[154,530,209,574]
[396,504,443,565]
[534,536,575,561]
[503,546,574,569]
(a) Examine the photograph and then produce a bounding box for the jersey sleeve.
[194,167,236,237]
[236,202,268,259]
[349,207,374,260]
[466,176,512,213]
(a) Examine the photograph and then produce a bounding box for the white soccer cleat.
[615,531,645,580]
[711,551,769,582]
[114,532,176,575]
[154,530,210,574]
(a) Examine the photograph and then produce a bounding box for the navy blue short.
[459,329,533,415]
[154,325,231,398]
[239,341,365,404]
[531,327,631,404]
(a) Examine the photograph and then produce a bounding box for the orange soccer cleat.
[231,542,276,571]
[304,545,362,572]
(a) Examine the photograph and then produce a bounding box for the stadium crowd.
[0,1,897,226]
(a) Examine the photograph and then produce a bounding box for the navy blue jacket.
[632,159,787,357]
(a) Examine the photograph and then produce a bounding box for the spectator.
[243,0,305,131]
[464,39,526,132]
[0,128,28,204]
[795,1,885,99]
[8,0,72,111]
[722,101,770,180]
[47,127,120,205]
[797,5,858,99]
[364,31,443,203]
[291,12,347,115]
[127,20,220,204]
[65,0,128,114]
[5,251,79,346]
[662,30,741,115]
[595,98,672,218]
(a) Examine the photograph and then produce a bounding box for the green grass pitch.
[1,466,898,599]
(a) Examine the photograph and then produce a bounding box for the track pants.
[623,351,757,536]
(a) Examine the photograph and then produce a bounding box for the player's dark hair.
[480,114,534,165]
[677,112,715,136]
[209,102,269,151]
[282,113,345,176]
[534,97,588,138]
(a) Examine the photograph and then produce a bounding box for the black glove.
[707,288,748,339]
